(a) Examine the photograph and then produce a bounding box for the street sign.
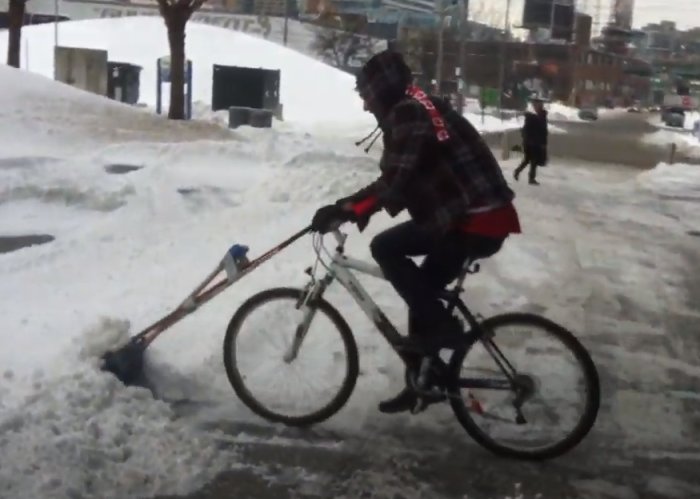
[480,87,499,107]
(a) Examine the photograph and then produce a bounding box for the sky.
[468,0,700,33]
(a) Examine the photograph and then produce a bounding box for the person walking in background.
[514,96,549,185]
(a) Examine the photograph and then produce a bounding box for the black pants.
[370,221,505,335]
[515,144,546,181]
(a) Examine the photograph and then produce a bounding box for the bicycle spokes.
[452,319,594,454]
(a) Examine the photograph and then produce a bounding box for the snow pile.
[546,102,584,122]
[0,319,234,499]
[641,128,700,159]
[0,16,371,127]
[0,64,235,154]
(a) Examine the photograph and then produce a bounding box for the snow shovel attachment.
[101,226,312,385]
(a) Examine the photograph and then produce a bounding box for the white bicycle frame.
[285,229,402,358]
[285,229,473,363]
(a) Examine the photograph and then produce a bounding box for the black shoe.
[529,178,540,185]
[378,386,446,414]
[378,387,418,414]
[513,169,521,181]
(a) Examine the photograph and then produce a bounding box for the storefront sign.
[95,5,272,37]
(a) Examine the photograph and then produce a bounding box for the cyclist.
[310,50,521,414]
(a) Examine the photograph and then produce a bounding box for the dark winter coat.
[521,110,548,166]
[522,110,548,147]
[345,50,515,236]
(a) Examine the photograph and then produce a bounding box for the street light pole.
[457,0,468,113]
[283,0,289,46]
[54,0,58,48]
[435,3,446,94]
[498,0,512,120]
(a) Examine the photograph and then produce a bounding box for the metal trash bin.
[107,61,142,104]
[249,109,273,128]
[228,106,252,129]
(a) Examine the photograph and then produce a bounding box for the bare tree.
[156,0,206,119]
[311,16,374,71]
[6,0,27,68]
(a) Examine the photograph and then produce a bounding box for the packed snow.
[546,102,585,122]
[0,16,530,135]
[1,15,699,499]
[0,16,372,128]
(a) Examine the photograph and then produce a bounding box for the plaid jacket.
[347,52,515,236]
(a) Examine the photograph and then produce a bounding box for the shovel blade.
[102,338,146,386]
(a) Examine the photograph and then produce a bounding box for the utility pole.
[54,0,58,48]
[435,2,446,94]
[283,0,289,46]
[498,0,512,120]
[457,0,469,113]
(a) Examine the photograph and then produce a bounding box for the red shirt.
[351,196,521,238]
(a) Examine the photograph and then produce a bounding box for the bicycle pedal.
[411,398,429,414]
[410,390,446,414]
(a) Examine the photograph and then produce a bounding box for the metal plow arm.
[102,226,311,385]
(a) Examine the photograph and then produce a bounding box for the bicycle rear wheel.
[447,312,600,460]
[223,287,359,427]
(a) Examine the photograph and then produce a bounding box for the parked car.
[666,113,685,127]
[662,106,685,127]
[578,107,599,121]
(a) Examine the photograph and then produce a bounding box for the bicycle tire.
[223,287,360,427]
[447,312,601,460]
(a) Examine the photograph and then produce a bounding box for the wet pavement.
[0,234,55,254]
[491,111,700,168]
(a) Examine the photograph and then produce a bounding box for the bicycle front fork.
[283,274,331,363]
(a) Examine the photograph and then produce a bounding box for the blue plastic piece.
[228,244,249,260]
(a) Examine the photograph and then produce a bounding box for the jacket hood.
[355,50,413,121]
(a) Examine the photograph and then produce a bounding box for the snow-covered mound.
[0,64,236,154]
[547,102,584,122]
[641,127,700,159]
[0,16,372,127]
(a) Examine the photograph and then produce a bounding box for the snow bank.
[641,128,700,159]
[0,319,236,499]
[0,16,371,127]
[0,64,235,154]
[547,102,583,121]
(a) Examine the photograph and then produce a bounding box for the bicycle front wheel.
[223,287,359,427]
[447,312,600,460]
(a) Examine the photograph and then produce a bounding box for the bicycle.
[223,228,601,460]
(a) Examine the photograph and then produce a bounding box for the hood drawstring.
[355,125,383,153]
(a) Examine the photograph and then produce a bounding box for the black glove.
[311,204,350,234]
[355,214,370,232]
